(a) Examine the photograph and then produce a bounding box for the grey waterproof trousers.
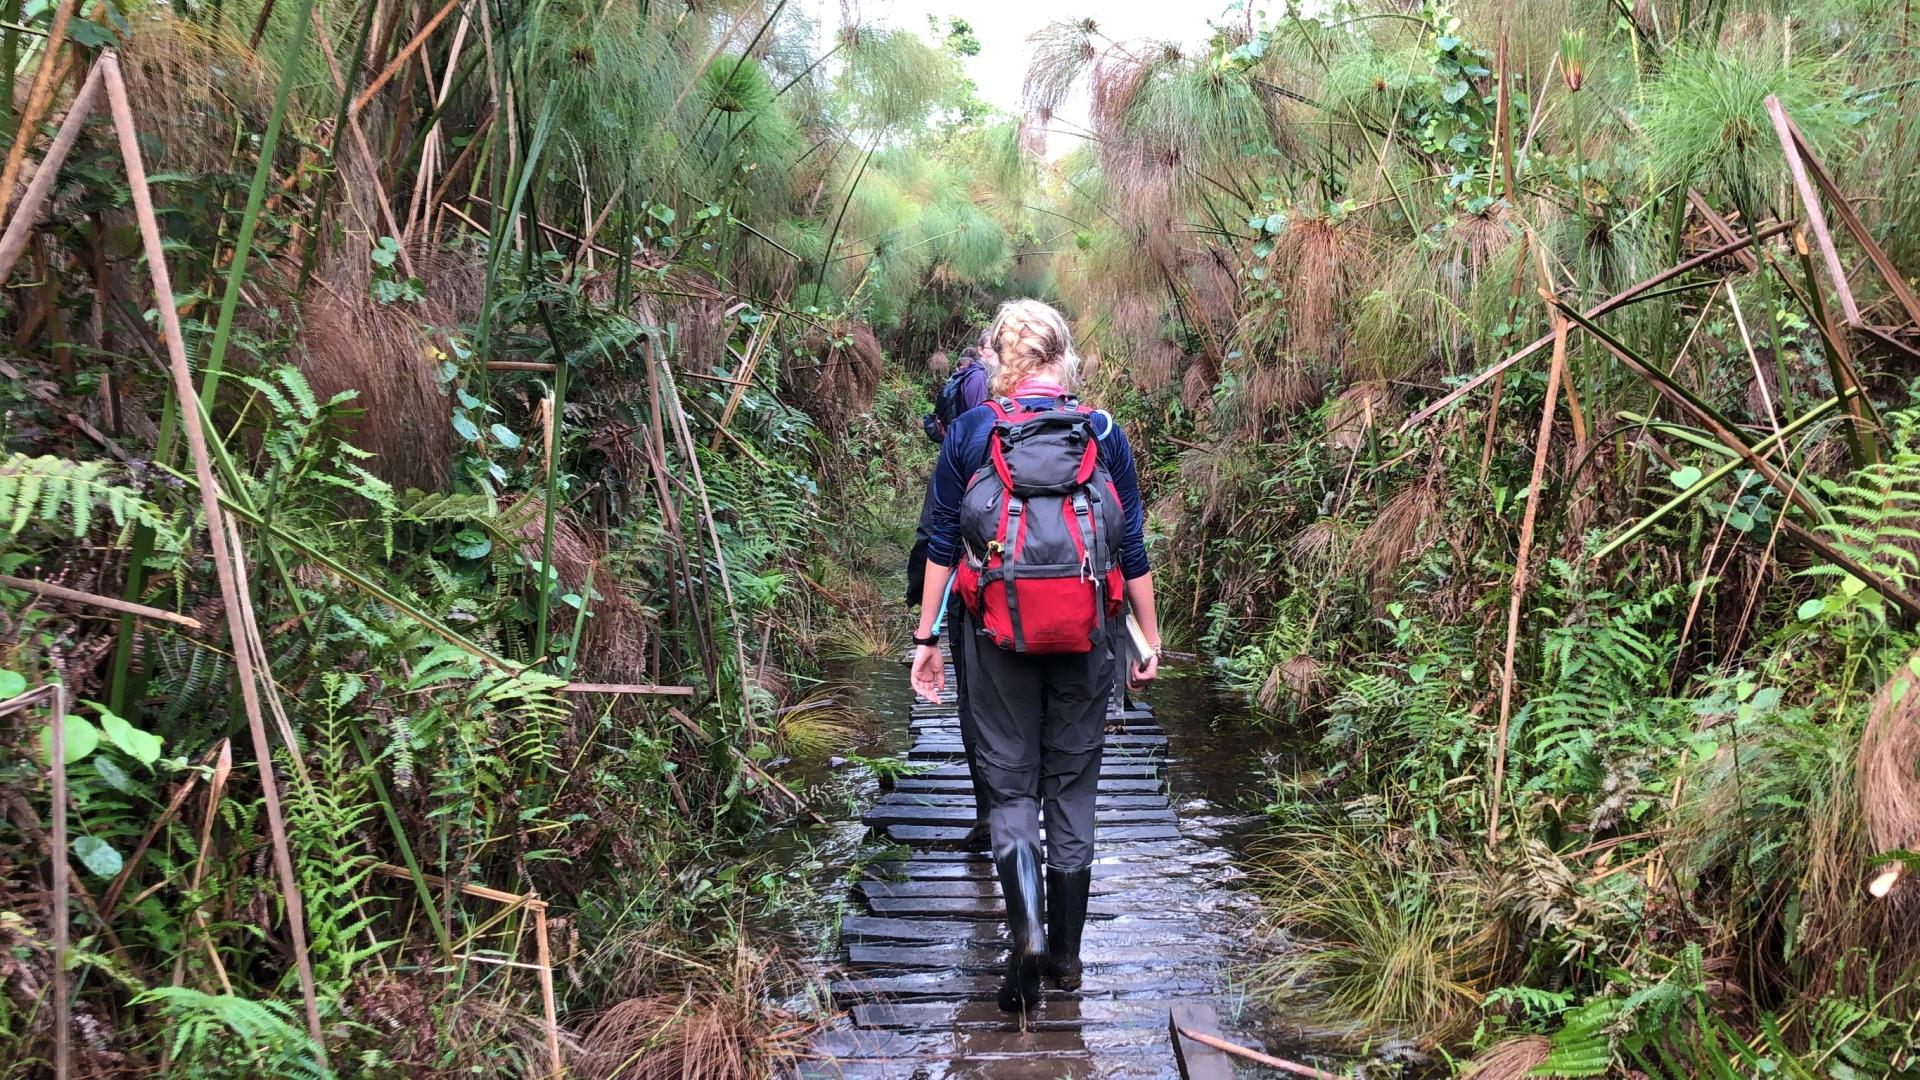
[948,609,993,826]
[960,623,1117,871]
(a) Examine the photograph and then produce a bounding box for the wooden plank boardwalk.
[791,659,1263,1079]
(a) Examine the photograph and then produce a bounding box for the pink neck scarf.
[1011,379,1068,399]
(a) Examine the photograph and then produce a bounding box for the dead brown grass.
[1137,338,1184,391]
[119,10,268,173]
[1269,214,1371,365]
[298,287,454,492]
[1858,652,1920,897]
[1459,1035,1551,1079]
[577,943,810,1080]
[792,320,884,433]
[504,496,655,681]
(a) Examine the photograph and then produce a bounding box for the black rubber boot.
[1045,865,1091,991]
[963,820,991,851]
[993,842,1048,1012]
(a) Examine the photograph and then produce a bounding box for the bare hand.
[1128,652,1160,690]
[911,644,946,703]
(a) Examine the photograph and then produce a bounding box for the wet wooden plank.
[871,787,1167,803]
[861,895,1129,919]
[852,998,1196,1031]
[846,941,1222,972]
[832,970,1215,1002]
[904,731,1169,746]
[864,805,1178,828]
[1170,1003,1235,1080]
[802,1023,1175,1062]
[892,777,1164,795]
[862,859,1162,883]
[841,914,1002,942]
[856,876,1186,901]
[902,763,1161,781]
[886,823,1183,845]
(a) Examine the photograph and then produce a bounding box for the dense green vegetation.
[3,0,1919,1075]
[1037,1,1920,1075]
[0,1,991,1074]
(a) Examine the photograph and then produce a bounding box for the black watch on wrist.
[912,632,940,647]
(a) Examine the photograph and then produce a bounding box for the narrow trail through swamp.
[761,657,1339,1079]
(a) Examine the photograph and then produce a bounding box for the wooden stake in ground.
[1488,282,1570,852]
[48,674,70,1080]
[100,52,327,1054]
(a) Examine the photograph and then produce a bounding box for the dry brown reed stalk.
[1489,284,1569,852]
[0,0,80,227]
[46,674,69,1079]
[1459,1035,1551,1079]
[103,50,326,1050]
[1400,222,1795,435]
[0,60,102,284]
[311,8,415,279]
[1859,653,1920,898]
[297,286,454,491]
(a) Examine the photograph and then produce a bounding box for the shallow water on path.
[765,659,1329,1078]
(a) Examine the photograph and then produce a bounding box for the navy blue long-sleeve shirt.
[923,398,1151,580]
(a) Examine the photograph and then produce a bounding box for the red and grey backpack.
[954,396,1126,654]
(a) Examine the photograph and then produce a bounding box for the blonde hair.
[985,298,1082,397]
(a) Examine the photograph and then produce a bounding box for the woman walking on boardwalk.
[907,298,1162,1012]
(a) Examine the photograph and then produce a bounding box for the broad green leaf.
[0,669,26,698]
[96,706,163,765]
[1668,465,1703,489]
[41,715,100,764]
[1796,598,1825,621]
[94,756,136,793]
[73,836,123,878]
[490,424,523,449]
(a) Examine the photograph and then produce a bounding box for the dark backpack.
[954,397,1125,654]
[923,363,987,443]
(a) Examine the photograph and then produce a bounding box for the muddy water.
[765,660,1321,1077]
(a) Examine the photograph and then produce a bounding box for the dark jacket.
[907,362,992,606]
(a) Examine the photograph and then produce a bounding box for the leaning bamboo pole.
[1488,273,1570,852]
[100,52,327,1054]
[0,58,103,282]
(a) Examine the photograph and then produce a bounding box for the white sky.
[804,0,1233,153]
